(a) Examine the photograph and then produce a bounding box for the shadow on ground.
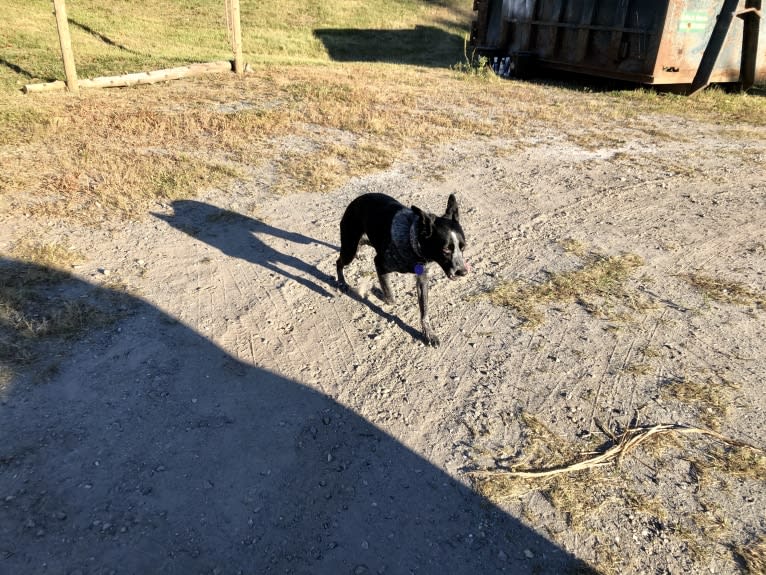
[67,18,139,54]
[154,200,425,342]
[154,200,338,299]
[0,58,40,80]
[0,257,594,574]
[314,26,465,68]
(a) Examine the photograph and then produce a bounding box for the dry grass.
[560,238,588,257]
[622,362,653,376]
[472,410,584,502]
[0,63,547,221]
[660,375,738,429]
[734,537,766,574]
[2,0,766,228]
[0,66,494,220]
[471,418,766,574]
[692,443,766,484]
[680,273,765,308]
[274,141,395,194]
[0,260,124,379]
[10,239,83,270]
[479,249,648,327]
[473,422,761,481]
[2,59,765,225]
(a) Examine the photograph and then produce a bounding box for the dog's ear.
[444,194,459,222]
[412,205,435,238]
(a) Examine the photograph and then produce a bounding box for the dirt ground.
[1,92,765,574]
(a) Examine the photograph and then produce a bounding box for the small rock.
[523,549,534,559]
[498,550,508,561]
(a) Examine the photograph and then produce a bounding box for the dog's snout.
[454,268,467,277]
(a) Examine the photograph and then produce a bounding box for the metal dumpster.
[470,0,764,92]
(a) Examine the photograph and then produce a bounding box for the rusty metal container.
[470,0,764,92]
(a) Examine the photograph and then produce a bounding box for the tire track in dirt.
[624,308,668,419]
[512,151,764,435]
[589,338,620,432]
[670,219,763,276]
[526,312,582,415]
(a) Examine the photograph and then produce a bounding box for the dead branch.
[469,423,764,480]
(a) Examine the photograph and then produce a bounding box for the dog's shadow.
[154,200,338,298]
[154,200,422,341]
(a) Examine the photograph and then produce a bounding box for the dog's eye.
[443,248,452,255]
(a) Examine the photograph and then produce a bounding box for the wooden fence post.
[52,0,79,93]
[225,0,244,76]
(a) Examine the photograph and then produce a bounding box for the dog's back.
[339,193,404,253]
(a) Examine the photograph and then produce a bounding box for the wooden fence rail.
[25,0,244,94]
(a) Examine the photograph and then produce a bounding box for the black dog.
[336,193,468,346]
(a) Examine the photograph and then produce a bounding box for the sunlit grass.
[478,249,649,327]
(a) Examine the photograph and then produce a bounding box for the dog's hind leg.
[336,256,350,292]
[416,271,439,347]
[336,217,364,292]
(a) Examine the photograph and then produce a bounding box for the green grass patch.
[0,0,469,93]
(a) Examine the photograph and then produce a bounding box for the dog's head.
[412,194,468,280]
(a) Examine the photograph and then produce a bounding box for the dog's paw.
[371,286,394,304]
[423,331,440,347]
[337,281,350,294]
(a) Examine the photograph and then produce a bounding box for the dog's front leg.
[416,271,439,347]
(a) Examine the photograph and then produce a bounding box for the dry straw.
[469,423,764,480]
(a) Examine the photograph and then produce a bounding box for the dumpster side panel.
[471,0,766,86]
[485,0,669,82]
[655,0,766,84]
